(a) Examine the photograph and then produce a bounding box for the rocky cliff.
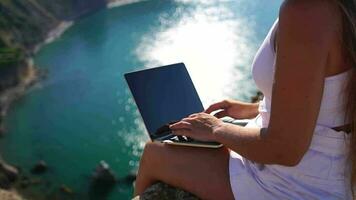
[0,0,107,52]
[0,0,108,91]
[0,0,109,198]
[0,0,109,133]
[0,189,23,200]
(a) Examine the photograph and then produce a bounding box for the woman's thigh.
[138,142,234,200]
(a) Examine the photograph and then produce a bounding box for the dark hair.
[336,0,356,195]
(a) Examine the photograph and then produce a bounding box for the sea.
[0,0,282,199]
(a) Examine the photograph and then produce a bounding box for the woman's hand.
[169,112,224,142]
[205,99,259,119]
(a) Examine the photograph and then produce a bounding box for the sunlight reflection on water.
[136,0,257,107]
[126,0,260,161]
[0,1,282,198]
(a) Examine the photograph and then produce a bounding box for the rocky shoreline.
[0,1,103,199]
[0,59,41,136]
[0,18,73,200]
[0,0,148,134]
[0,20,72,135]
[34,22,74,54]
[107,0,144,8]
[0,0,140,140]
[0,0,142,137]
[0,189,23,200]
[0,1,141,199]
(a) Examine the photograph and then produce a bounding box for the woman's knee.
[140,142,163,167]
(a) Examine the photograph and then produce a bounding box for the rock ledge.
[134,182,199,200]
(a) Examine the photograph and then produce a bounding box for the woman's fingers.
[169,121,192,130]
[182,117,197,122]
[170,115,200,130]
[214,110,228,118]
[171,129,192,137]
[205,100,229,114]
[189,113,199,118]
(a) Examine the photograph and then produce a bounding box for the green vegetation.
[0,47,23,68]
[0,0,106,50]
[0,0,106,70]
[0,0,58,69]
[0,0,58,49]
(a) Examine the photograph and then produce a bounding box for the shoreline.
[0,59,40,135]
[0,0,139,135]
[0,189,23,200]
[0,17,73,200]
[0,22,73,136]
[107,0,145,8]
[34,21,74,54]
[0,1,139,198]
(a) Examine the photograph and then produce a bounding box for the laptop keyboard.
[172,135,194,142]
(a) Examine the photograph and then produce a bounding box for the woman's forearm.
[213,123,300,166]
[244,102,260,119]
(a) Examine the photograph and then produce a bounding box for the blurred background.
[0,0,282,199]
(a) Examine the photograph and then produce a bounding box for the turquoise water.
[0,1,282,199]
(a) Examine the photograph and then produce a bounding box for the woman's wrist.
[243,102,260,119]
[250,102,260,117]
[212,122,229,142]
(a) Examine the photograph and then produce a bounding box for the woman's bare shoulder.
[281,0,341,16]
[279,0,347,75]
[279,0,341,40]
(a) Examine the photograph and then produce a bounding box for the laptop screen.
[124,63,204,139]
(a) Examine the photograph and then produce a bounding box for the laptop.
[124,63,223,148]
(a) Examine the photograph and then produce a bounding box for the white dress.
[229,19,353,200]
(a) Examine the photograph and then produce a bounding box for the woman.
[134,0,356,199]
